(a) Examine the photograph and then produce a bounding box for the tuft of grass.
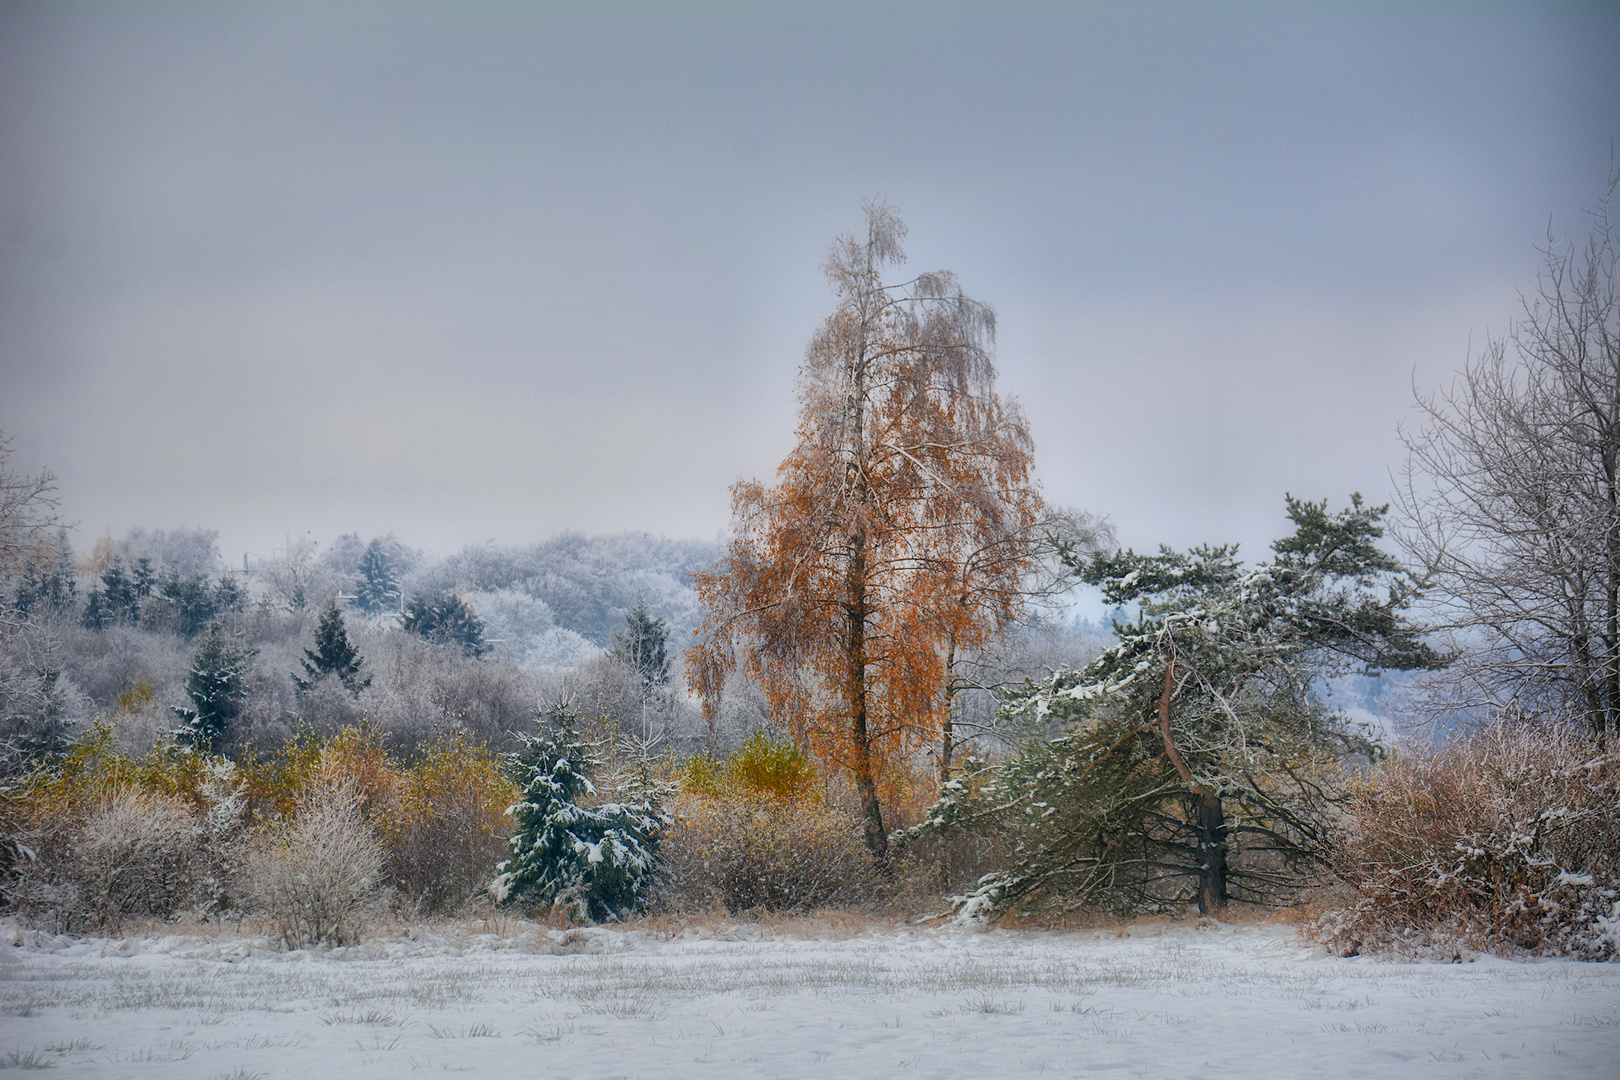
[426,1023,502,1039]
[959,993,1027,1015]
[40,1039,99,1053]
[321,1008,407,1026]
[0,1047,54,1070]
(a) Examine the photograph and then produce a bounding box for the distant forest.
[1,522,1104,765]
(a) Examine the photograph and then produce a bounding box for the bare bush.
[384,736,513,915]
[4,789,205,933]
[242,780,385,947]
[1310,717,1620,959]
[653,795,878,914]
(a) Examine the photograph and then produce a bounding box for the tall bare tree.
[691,202,1071,858]
[1397,173,1619,746]
[0,432,59,589]
[0,432,65,763]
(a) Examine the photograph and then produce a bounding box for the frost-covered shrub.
[358,634,540,756]
[243,780,386,947]
[654,731,876,913]
[1311,718,1620,960]
[5,789,205,933]
[198,758,247,914]
[652,794,878,914]
[385,734,515,914]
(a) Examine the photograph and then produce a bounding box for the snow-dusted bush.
[653,795,878,914]
[1311,717,1620,960]
[243,779,385,947]
[523,626,602,673]
[358,633,540,756]
[4,788,205,933]
[654,733,877,913]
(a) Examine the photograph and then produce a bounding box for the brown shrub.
[4,788,205,933]
[1309,717,1620,960]
[653,793,878,914]
[383,733,515,914]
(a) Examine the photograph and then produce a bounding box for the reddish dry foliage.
[690,204,1046,854]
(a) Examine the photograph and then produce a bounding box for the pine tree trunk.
[1158,658,1227,915]
[1195,788,1229,917]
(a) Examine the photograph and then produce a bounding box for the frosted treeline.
[0,526,729,760]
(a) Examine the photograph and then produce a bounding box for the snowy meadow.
[2,919,1615,1079]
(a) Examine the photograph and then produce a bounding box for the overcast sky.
[2,3,1617,572]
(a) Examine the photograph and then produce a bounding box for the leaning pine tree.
[491,705,668,922]
[903,495,1443,919]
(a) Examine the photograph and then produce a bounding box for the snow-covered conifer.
[294,600,369,696]
[172,627,257,751]
[491,704,668,921]
[904,495,1442,919]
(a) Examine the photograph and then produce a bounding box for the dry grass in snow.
[0,916,1614,1078]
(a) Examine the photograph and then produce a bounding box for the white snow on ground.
[0,919,1615,1078]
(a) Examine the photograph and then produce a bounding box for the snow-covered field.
[1,919,1615,1079]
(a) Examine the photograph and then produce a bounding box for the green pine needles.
[902,495,1444,920]
[295,600,370,695]
[172,627,257,752]
[491,704,670,922]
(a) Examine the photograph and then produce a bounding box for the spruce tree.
[81,556,143,629]
[14,531,76,615]
[491,704,668,922]
[403,592,487,657]
[352,539,401,616]
[613,599,669,690]
[157,569,220,638]
[173,627,257,751]
[295,600,370,695]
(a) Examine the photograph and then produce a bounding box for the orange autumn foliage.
[691,202,1049,858]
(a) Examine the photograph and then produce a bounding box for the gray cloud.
[1,3,1616,564]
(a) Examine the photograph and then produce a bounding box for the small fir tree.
[294,600,370,695]
[173,627,257,751]
[403,592,487,657]
[352,539,401,616]
[156,569,221,638]
[613,599,670,691]
[13,530,77,616]
[81,556,144,629]
[491,704,668,922]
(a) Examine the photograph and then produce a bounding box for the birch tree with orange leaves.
[691,203,1075,859]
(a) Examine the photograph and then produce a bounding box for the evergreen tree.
[81,556,143,630]
[294,600,370,695]
[156,569,220,638]
[905,495,1442,918]
[352,539,401,616]
[213,572,246,615]
[130,555,155,601]
[402,592,487,657]
[613,599,669,690]
[173,627,257,751]
[491,704,668,922]
[13,531,76,615]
